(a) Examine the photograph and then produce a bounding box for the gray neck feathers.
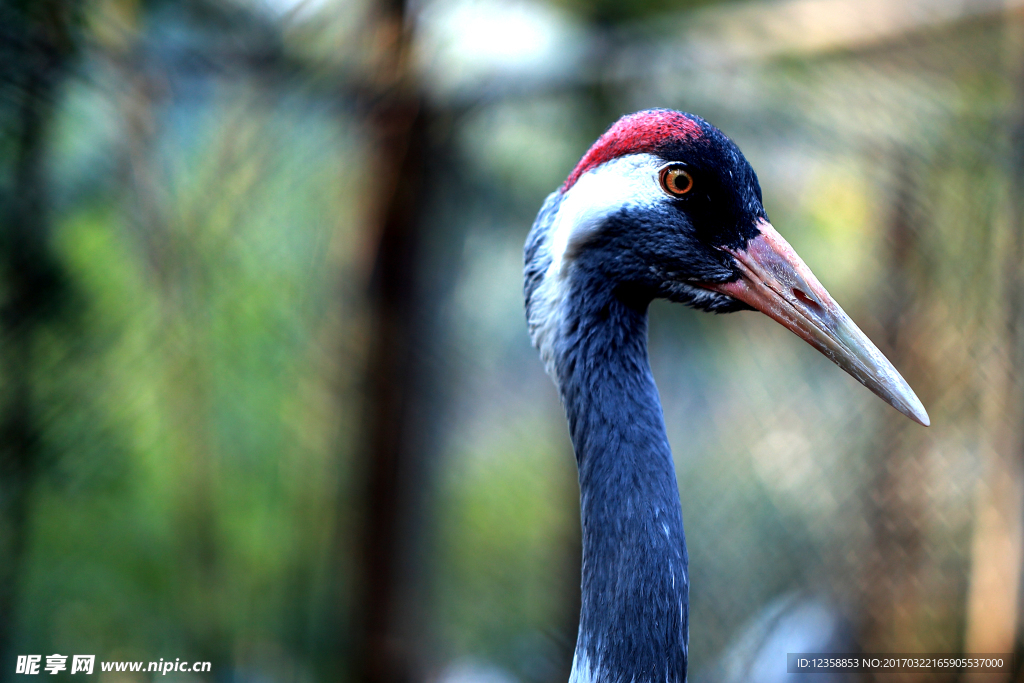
[524,195,690,683]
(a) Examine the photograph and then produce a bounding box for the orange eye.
[659,165,693,197]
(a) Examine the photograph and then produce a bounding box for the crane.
[523,109,928,683]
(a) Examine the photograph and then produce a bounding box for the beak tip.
[896,392,930,427]
[907,408,931,428]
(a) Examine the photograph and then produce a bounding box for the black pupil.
[673,171,688,192]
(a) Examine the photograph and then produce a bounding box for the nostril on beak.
[793,288,822,313]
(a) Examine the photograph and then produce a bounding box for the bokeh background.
[1,0,1023,682]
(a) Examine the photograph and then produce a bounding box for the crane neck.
[553,276,689,683]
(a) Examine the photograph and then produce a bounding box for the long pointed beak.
[705,220,929,427]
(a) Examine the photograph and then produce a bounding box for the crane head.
[524,109,929,426]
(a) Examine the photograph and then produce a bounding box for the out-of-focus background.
[1,0,1022,682]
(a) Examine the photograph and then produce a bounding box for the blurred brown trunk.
[964,12,1024,683]
[352,101,428,683]
[0,0,75,675]
[340,1,433,682]
[858,151,937,682]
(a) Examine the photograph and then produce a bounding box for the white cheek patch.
[528,153,669,385]
[546,153,667,280]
